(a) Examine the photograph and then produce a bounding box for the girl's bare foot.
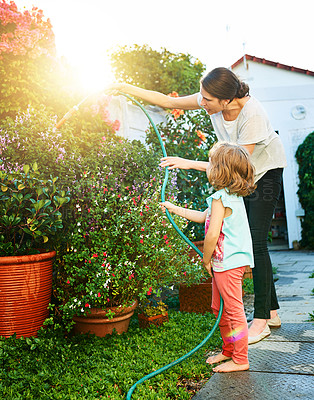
[213,360,249,373]
[206,352,231,364]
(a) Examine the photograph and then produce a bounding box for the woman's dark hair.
[201,67,249,101]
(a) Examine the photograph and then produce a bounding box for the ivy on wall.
[295,131,314,249]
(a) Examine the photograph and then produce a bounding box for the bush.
[146,105,216,241]
[295,131,314,249]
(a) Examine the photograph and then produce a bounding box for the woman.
[106,67,287,344]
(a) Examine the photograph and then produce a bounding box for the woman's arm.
[160,201,207,223]
[105,83,201,110]
[203,198,225,276]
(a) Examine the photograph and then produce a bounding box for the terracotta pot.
[138,312,169,329]
[0,250,55,338]
[72,299,138,337]
[179,280,213,314]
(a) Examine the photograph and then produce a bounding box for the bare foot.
[213,360,249,373]
[270,310,278,319]
[248,318,267,337]
[206,352,231,364]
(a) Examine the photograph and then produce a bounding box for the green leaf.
[23,165,30,175]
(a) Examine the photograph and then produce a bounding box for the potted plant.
[0,163,70,338]
[138,298,169,329]
[54,169,204,336]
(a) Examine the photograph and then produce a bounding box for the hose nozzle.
[55,105,79,129]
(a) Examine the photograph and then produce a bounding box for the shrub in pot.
[0,163,70,337]
[53,168,206,334]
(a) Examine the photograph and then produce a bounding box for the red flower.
[66,279,70,284]
[140,239,144,244]
[97,292,101,297]
[85,303,90,308]
[141,227,145,231]
[92,253,98,258]
[104,187,108,192]
[147,287,153,295]
[183,272,187,276]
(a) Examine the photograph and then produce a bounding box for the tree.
[0,0,80,118]
[110,44,206,95]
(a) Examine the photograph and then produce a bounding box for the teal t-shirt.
[205,188,254,272]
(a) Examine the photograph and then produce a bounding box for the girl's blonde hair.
[207,142,256,197]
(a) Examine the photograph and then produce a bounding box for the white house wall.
[233,61,314,89]
[108,95,166,142]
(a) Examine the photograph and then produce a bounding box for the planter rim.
[0,250,56,265]
[74,299,138,320]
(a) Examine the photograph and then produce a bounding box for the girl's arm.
[203,198,225,276]
[159,157,209,171]
[105,83,201,110]
[160,201,207,223]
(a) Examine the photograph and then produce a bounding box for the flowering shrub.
[146,106,217,240]
[53,171,205,330]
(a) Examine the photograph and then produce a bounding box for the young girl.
[161,142,256,373]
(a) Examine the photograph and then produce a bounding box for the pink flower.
[103,187,108,192]
[129,274,134,280]
[66,279,70,284]
[183,271,187,276]
[97,292,101,297]
[112,273,115,277]
[164,235,168,240]
[140,212,143,216]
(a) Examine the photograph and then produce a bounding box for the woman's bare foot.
[213,360,249,373]
[269,310,278,319]
[206,352,231,365]
[248,318,267,337]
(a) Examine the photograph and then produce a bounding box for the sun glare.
[73,54,115,94]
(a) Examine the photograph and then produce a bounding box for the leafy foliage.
[0,0,85,119]
[0,163,70,256]
[110,44,206,96]
[146,108,217,241]
[0,311,222,399]
[295,131,314,249]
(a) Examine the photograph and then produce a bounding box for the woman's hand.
[160,201,176,214]
[104,83,126,96]
[159,157,192,170]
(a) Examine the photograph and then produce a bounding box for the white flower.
[81,308,85,313]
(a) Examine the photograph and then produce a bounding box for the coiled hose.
[118,93,223,400]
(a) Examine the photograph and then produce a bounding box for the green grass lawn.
[0,311,222,399]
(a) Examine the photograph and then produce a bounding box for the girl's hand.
[159,157,191,170]
[203,261,213,277]
[160,201,176,214]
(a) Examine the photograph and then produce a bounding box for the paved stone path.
[192,250,314,400]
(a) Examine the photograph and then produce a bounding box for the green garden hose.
[119,93,224,400]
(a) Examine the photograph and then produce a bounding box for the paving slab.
[192,250,314,400]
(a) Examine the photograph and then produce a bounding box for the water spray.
[56,92,223,399]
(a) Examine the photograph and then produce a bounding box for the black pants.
[244,168,283,319]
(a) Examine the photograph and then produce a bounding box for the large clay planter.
[72,299,138,337]
[0,250,55,338]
